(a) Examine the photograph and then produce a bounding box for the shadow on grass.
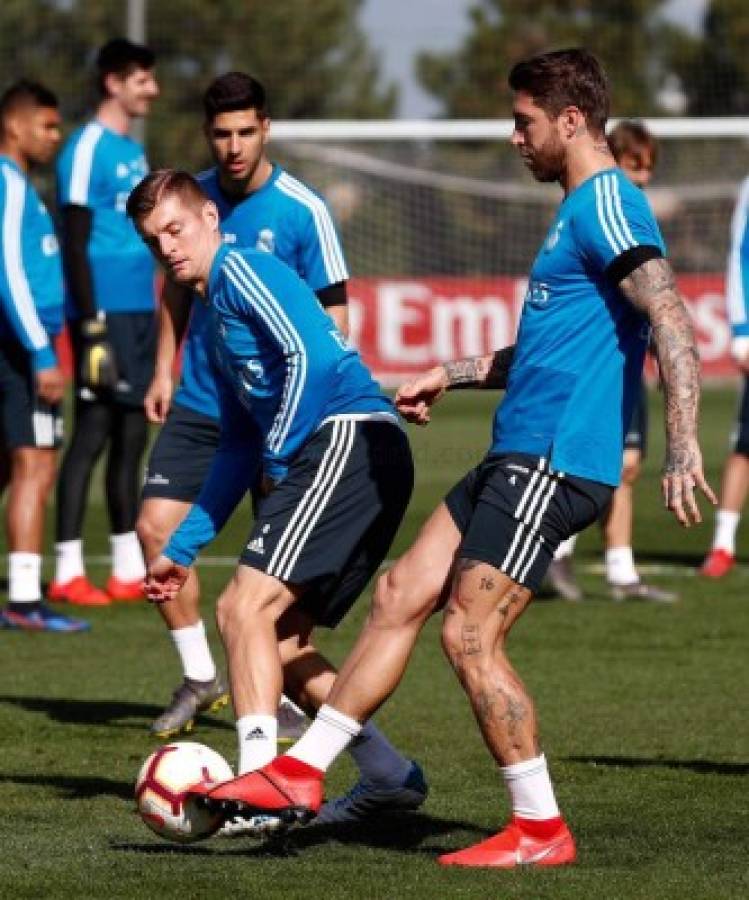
[0,772,132,800]
[0,694,233,732]
[568,754,749,776]
[112,811,488,858]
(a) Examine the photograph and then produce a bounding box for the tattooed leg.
[442,559,537,764]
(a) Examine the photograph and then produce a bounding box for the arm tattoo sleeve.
[618,257,701,472]
[445,346,515,390]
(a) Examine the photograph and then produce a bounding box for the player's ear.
[260,114,270,145]
[202,199,219,230]
[561,106,585,140]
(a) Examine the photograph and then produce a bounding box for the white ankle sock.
[287,704,362,772]
[605,546,638,585]
[347,720,412,785]
[55,539,84,584]
[712,509,740,554]
[9,552,41,602]
[237,714,277,775]
[554,535,578,560]
[110,531,146,581]
[501,753,560,820]
[170,621,216,682]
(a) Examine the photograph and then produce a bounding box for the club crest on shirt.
[256,229,275,254]
[545,220,565,251]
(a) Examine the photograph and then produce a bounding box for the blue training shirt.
[726,176,749,339]
[0,156,63,370]
[56,121,154,316]
[493,167,666,486]
[174,164,349,419]
[164,244,393,565]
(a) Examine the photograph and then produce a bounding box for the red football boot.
[106,575,145,601]
[438,816,576,868]
[48,576,111,607]
[203,756,323,825]
[699,549,735,579]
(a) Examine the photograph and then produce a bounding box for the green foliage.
[0,0,396,170]
[417,0,675,118]
[666,0,749,114]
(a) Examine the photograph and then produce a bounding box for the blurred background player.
[546,120,677,603]
[48,39,159,608]
[700,174,749,576]
[0,80,88,632]
[136,73,349,740]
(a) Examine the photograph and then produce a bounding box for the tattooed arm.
[395,346,515,425]
[618,257,716,525]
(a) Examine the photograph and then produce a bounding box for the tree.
[667,0,749,115]
[416,0,676,118]
[0,0,396,171]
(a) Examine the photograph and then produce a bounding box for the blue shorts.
[732,375,749,456]
[241,418,413,628]
[624,381,648,455]
[142,402,221,502]
[445,453,613,594]
[0,339,63,449]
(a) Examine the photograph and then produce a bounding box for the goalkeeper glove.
[79,314,118,390]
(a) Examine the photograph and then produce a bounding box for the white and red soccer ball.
[135,741,233,843]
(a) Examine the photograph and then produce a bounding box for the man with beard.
[200,48,715,867]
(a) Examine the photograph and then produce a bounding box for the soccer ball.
[135,741,233,843]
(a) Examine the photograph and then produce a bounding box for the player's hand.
[144,370,174,423]
[395,366,449,425]
[662,439,717,527]
[144,554,189,603]
[35,365,65,404]
[79,315,118,390]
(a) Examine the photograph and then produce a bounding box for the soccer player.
[548,120,677,603]
[130,170,426,827]
[700,174,749,576]
[48,38,159,607]
[206,49,715,867]
[136,72,350,739]
[0,80,88,632]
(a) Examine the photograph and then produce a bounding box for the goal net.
[270,119,749,384]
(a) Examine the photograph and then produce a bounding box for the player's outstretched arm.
[619,257,717,526]
[145,280,192,423]
[396,347,515,425]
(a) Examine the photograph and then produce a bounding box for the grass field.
[1,387,748,899]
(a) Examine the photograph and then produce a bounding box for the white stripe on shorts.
[266,419,356,580]
[32,410,55,448]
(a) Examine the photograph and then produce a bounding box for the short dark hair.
[203,72,268,121]
[0,79,58,135]
[126,169,209,224]
[508,48,610,135]
[97,38,155,97]
[607,120,658,166]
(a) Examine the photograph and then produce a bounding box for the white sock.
[712,509,740,554]
[501,753,560,820]
[170,621,216,682]
[55,539,85,584]
[237,714,278,775]
[554,535,578,560]
[605,546,639,585]
[346,720,412,785]
[110,531,146,581]
[9,552,41,603]
[287,704,362,772]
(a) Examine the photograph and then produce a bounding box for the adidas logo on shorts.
[246,535,264,555]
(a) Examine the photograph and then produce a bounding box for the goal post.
[269,119,749,385]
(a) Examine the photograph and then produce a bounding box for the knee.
[136,510,168,557]
[215,572,280,636]
[621,451,641,486]
[370,565,438,629]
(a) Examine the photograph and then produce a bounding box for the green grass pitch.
[1,387,748,899]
